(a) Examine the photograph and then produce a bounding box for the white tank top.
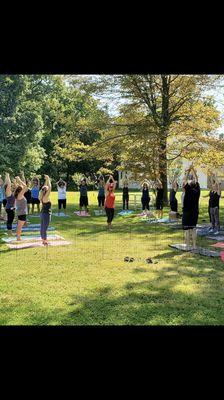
[58,187,66,200]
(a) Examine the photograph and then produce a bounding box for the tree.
[0,75,46,175]
[82,75,222,203]
[39,78,113,186]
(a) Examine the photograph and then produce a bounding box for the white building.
[118,160,224,189]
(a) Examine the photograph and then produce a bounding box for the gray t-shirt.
[16,197,28,215]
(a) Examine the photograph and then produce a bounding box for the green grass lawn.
[1,190,224,325]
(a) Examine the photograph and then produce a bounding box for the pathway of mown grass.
[1,190,224,325]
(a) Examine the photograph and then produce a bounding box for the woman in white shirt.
[57,179,67,215]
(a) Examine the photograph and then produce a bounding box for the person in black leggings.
[141,181,150,212]
[122,181,129,210]
[182,165,201,249]
[4,173,16,235]
[39,175,52,245]
[170,180,179,213]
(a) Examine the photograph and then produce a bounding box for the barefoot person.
[14,176,28,241]
[0,175,5,218]
[105,175,116,229]
[122,180,129,210]
[31,177,40,214]
[182,165,201,250]
[79,178,89,214]
[4,173,16,235]
[141,181,150,212]
[203,179,221,232]
[155,178,164,219]
[170,180,179,213]
[208,179,221,233]
[39,175,52,246]
[96,176,105,213]
[57,178,67,215]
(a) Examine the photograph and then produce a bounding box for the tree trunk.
[159,134,168,205]
[160,75,170,205]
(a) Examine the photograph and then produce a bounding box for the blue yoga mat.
[0,223,42,229]
[1,227,56,232]
[2,234,62,243]
[51,213,70,217]
[117,210,134,216]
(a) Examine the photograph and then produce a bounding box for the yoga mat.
[117,210,134,216]
[136,212,150,217]
[93,210,106,216]
[0,223,42,229]
[210,242,224,249]
[169,243,220,257]
[51,213,70,217]
[2,234,63,243]
[207,236,224,241]
[8,240,71,250]
[0,226,55,232]
[74,211,90,217]
[198,229,224,237]
[17,227,56,232]
[28,214,41,218]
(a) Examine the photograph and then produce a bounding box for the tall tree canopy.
[82,75,223,201]
[1,74,223,194]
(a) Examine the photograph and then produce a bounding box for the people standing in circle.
[14,176,28,241]
[155,179,164,219]
[96,176,105,213]
[79,178,89,214]
[0,175,5,218]
[182,165,201,250]
[170,180,179,213]
[105,175,116,229]
[208,180,221,233]
[39,175,52,246]
[122,180,129,210]
[4,173,16,235]
[31,177,40,214]
[57,178,67,215]
[141,181,150,212]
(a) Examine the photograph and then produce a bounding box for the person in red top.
[104,175,116,229]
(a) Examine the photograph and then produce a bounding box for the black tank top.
[41,201,52,214]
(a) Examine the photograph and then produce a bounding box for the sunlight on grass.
[1,190,224,325]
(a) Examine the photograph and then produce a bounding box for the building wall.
[118,171,140,189]
[119,160,210,190]
[170,159,208,189]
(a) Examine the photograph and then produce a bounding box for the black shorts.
[31,198,40,205]
[80,195,88,207]
[98,195,105,207]
[182,209,199,230]
[58,199,67,209]
[18,214,27,222]
[156,200,163,210]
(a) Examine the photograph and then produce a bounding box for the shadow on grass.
[61,282,224,325]
[1,253,224,325]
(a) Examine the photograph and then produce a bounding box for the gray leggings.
[210,206,220,230]
[40,212,51,240]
